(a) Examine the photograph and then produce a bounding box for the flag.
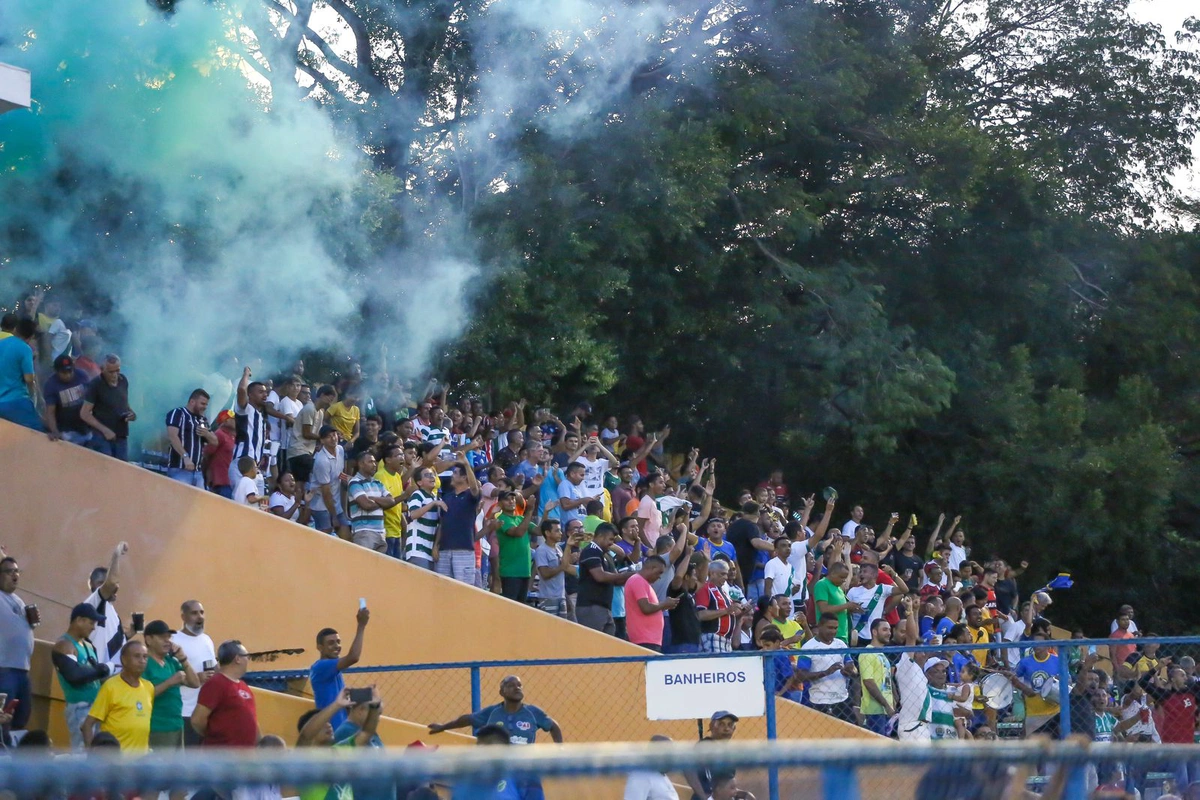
[1045,573,1073,590]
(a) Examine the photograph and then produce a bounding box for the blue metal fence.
[245,636,1200,800]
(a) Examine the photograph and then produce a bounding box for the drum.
[980,672,1014,710]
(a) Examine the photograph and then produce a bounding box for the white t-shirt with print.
[798,637,850,704]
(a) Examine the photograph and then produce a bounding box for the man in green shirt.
[142,619,200,754]
[496,490,538,604]
[812,561,863,644]
[51,603,112,750]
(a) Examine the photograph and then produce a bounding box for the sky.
[1133,0,1199,210]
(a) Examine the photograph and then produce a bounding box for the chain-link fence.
[247,636,1200,751]
[3,739,1199,800]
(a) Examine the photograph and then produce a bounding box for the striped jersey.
[405,489,439,562]
[347,475,387,536]
[232,400,267,462]
[418,423,453,473]
[164,406,208,469]
[929,686,958,739]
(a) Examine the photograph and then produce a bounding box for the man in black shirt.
[42,355,91,445]
[575,522,631,635]
[80,354,135,461]
[892,534,925,587]
[165,389,218,487]
[726,502,774,598]
[666,557,703,653]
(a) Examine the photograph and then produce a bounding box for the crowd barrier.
[3,739,1200,800]
[245,637,1200,744]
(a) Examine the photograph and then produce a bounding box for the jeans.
[0,668,32,729]
[667,643,701,654]
[501,577,530,604]
[212,485,233,499]
[87,435,128,461]
[60,430,91,445]
[0,399,44,432]
[746,578,766,602]
[863,714,891,736]
[386,537,404,560]
[167,467,205,488]
[66,701,93,750]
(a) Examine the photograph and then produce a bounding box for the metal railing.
[244,636,1200,800]
[2,740,1199,800]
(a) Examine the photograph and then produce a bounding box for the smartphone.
[132,612,145,633]
[0,693,7,709]
[359,597,367,610]
[348,687,373,705]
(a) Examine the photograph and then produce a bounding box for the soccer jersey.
[89,675,154,752]
[405,489,439,562]
[347,475,387,537]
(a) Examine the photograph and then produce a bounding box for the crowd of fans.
[3,292,1200,799]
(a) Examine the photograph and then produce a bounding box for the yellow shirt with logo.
[89,675,155,752]
[326,401,360,441]
[374,465,406,539]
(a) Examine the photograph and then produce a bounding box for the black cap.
[53,355,74,371]
[143,619,176,636]
[318,424,338,438]
[70,603,105,623]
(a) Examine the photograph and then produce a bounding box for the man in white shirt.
[310,425,350,537]
[841,505,864,539]
[82,541,130,672]
[623,735,679,800]
[577,436,619,505]
[274,377,303,456]
[847,555,907,642]
[170,599,216,746]
[895,596,933,741]
[795,613,856,722]
[763,538,803,614]
[1110,604,1140,635]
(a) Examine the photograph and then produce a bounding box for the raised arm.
[428,711,476,734]
[298,688,354,746]
[336,606,370,671]
[236,366,251,409]
[98,541,129,601]
[690,474,716,532]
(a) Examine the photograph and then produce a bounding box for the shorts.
[287,453,315,484]
[351,529,386,552]
[312,508,350,532]
[576,605,615,635]
[65,701,93,750]
[149,729,185,750]
[0,398,44,432]
[701,633,733,653]
[540,597,568,618]
[898,721,932,742]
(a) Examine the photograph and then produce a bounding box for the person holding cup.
[0,555,35,730]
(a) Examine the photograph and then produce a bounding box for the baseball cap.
[923,658,948,674]
[143,620,176,636]
[53,354,74,371]
[710,710,739,723]
[69,603,106,623]
[215,409,235,425]
[318,424,338,438]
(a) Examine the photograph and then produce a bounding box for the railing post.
[471,665,482,713]
[1057,648,1072,738]
[763,655,779,800]
[821,765,859,800]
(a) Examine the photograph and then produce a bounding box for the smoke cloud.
[0,0,694,420]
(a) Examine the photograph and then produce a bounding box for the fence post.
[471,666,482,713]
[763,655,779,800]
[821,765,859,800]
[1057,649,1071,738]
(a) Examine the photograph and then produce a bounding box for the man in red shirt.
[204,410,237,499]
[1143,665,1200,785]
[696,559,740,653]
[191,640,259,746]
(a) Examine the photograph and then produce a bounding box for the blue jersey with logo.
[469,703,553,745]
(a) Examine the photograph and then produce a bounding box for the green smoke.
[0,0,473,408]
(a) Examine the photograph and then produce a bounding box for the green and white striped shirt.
[405,489,439,562]
[929,686,958,740]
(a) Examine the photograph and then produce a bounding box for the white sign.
[645,656,765,721]
[0,64,31,115]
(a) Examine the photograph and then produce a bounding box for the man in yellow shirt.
[83,640,155,752]
[966,604,992,667]
[375,443,409,560]
[326,385,361,443]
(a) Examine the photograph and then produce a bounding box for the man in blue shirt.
[0,318,44,432]
[308,604,370,730]
[451,724,523,800]
[429,676,563,800]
